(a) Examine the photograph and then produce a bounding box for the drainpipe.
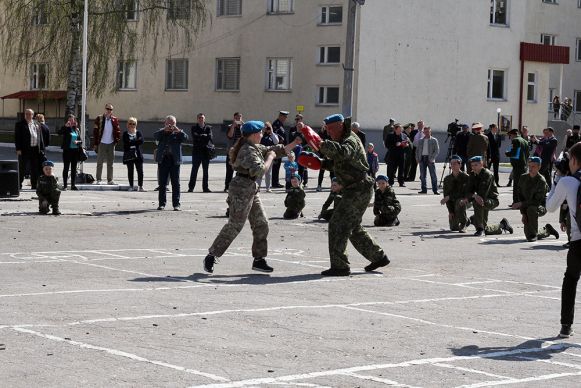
[518,57,524,130]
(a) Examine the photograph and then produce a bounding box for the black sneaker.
[559,324,573,338]
[203,254,216,273]
[474,228,484,237]
[252,258,273,273]
[52,208,61,216]
[546,224,560,239]
[321,267,351,276]
[364,255,390,272]
[500,218,513,234]
[527,237,538,242]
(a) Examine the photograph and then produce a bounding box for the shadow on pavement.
[449,338,580,361]
[130,272,326,285]
[529,244,567,251]
[89,209,158,216]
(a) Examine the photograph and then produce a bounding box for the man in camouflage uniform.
[441,155,470,232]
[462,156,512,237]
[506,128,529,205]
[373,175,401,226]
[36,160,61,215]
[511,157,560,242]
[317,114,390,276]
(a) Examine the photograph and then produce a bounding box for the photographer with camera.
[153,115,188,211]
[546,142,581,338]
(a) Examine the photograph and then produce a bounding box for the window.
[217,0,241,16]
[216,58,240,91]
[526,72,537,102]
[33,1,48,25]
[168,0,191,20]
[30,63,48,90]
[165,59,188,90]
[541,34,556,45]
[578,0,581,8]
[487,69,505,100]
[319,46,341,64]
[126,0,139,21]
[490,0,508,25]
[266,58,292,91]
[575,90,581,112]
[117,60,137,90]
[320,6,342,25]
[318,86,340,105]
[543,0,558,4]
[576,38,581,61]
[268,0,293,14]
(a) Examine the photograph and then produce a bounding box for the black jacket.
[486,132,502,161]
[190,123,213,157]
[15,119,50,153]
[58,125,82,150]
[122,130,144,161]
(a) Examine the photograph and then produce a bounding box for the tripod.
[438,134,456,188]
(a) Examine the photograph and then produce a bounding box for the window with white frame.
[317,86,340,105]
[117,60,137,90]
[266,58,292,91]
[575,90,581,112]
[33,1,48,25]
[30,63,48,90]
[168,0,191,20]
[576,38,581,61]
[490,0,508,25]
[541,33,556,45]
[216,58,240,91]
[165,59,188,90]
[487,69,506,100]
[320,6,342,25]
[319,46,341,64]
[217,0,242,16]
[268,0,293,14]
[526,72,537,102]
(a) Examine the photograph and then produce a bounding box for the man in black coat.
[530,127,558,189]
[453,124,471,171]
[271,110,289,188]
[385,123,410,187]
[14,109,50,189]
[486,124,502,186]
[188,113,213,193]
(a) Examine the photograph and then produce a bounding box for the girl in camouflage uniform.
[203,121,301,274]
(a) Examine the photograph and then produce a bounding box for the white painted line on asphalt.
[454,370,581,387]
[515,356,581,370]
[433,363,513,380]
[341,372,420,387]
[190,343,576,388]
[12,327,230,382]
[454,280,502,286]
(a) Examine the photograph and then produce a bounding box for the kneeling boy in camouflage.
[284,174,305,219]
[37,160,61,215]
[373,175,401,226]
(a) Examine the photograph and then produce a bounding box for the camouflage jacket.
[443,171,470,201]
[373,188,401,215]
[284,187,306,211]
[321,191,342,212]
[233,142,286,179]
[518,173,548,207]
[505,135,529,166]
[36,175,60,197]
[320,130,370,188]
[468,168,498,200]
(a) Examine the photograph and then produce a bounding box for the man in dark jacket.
[385,123,409,187]
[14,108,49,189]
[530,127,558,189]
[188,113,213,193]
[486,124,502,186]
[271,110,289,188]
[93,103,121,184]
[453,124,471,171]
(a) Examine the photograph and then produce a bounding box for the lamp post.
[496,108,502,131]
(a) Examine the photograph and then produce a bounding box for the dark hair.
[229,133,251,164]
[233,112,240,117]
[569,143,581,165]
[197,113,205,118]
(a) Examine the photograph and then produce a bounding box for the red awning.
[520,42,569,64]
[1,90,67,100]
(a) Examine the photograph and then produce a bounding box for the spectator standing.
[382,118,395,148]
[386,123,409,187]
[486,123,502,186]
[224,112,243,192]
[153,115,188,211]
[453,124,471,171]
[351,122,366,148]
[58,114,82,190]
[553,95,561,119]
[561,98,573,121]
[564,125,581,153]
[188,113,213,193]
[271,110,289,188]
[367,143,379,182]
[257,121,278,192]
[415,126,440,194]
[531,127,558,189]
[404,123,418,181]
[14,108,49,190]
[93,103,121,184]
[122,117,144,191]
[467,122,489,171]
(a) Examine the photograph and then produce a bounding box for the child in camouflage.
[284,174,306,219]
[36,161,61,215]
[318,177,342,221]
[373,175,401,226]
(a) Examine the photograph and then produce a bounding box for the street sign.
[296,105,304,113]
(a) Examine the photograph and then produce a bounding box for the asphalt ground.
[1,147,580,387]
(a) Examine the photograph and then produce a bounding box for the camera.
[447,120,460,138]
[554,152,570,176]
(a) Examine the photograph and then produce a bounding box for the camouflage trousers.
[209,176,268,258]
[445,199,470,231]
[319,209,334,221]
[38,192,60,214]
[328,177,385,269]
[521,205,550,240]
[472,197,502,235]
[374,208,399,226]
[511,163,526,204]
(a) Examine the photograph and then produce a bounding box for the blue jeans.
[158,157,181,207]
[188,153,210,191]
[419,156,438,192]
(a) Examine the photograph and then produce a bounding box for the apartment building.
[1,0,581,134]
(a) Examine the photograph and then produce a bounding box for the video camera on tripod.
[447,119,461,139]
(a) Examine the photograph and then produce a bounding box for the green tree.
[0,0,208,116]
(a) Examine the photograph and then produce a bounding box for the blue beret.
[528,156,542,165]
[291,173,302,182]
[469,156,483,163]
[42,160,55,167]
[376,175,388,182]
[324,114,344,125]
[241,120,264,134]
[450,155,462,162]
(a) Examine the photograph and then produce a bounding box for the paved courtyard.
[0,154,580,387]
